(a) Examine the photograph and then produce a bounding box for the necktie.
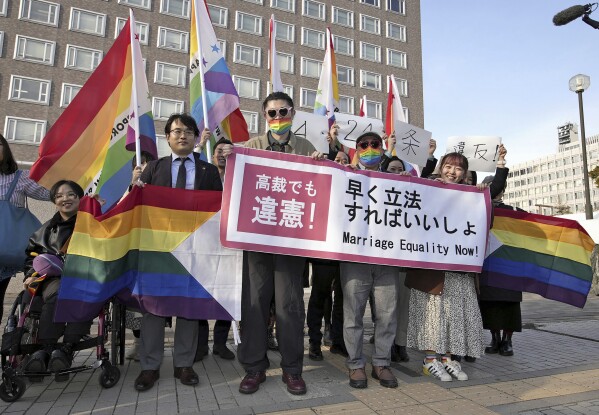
[175,157,188,189]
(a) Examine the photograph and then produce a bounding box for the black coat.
[140,153,223,191]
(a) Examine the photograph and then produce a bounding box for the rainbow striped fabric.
[55,185,242,322]
[482,208,595,308]
[30,13,156,212]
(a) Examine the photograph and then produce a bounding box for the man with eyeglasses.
[133,113,222,392]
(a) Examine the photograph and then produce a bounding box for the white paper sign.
[334,113,385,149]
[391,121,432,167]
[291,111,330,153]
[446,136,502,172]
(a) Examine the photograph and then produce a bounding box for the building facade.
[504,123,599,216]
[0,0,423,162]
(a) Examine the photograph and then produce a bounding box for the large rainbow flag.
[30,11,156,212]
[55,185,242,323]
[482,208,595,308]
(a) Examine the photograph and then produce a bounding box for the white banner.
[291,110,330,153]
[391,120,432,167]
[335,113,385,149]
[446,136,502,172]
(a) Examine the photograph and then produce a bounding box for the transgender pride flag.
[190,0,248,144]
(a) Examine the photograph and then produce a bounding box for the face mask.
[358,147,383,167]
[268,118,292,135]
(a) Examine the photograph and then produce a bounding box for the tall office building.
[0,0,423,162]
[504,122,599,216]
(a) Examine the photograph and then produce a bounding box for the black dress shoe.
[308,343,323,361]
[135,370,160,392]
[213,344,235,360]
[174,367,199,386]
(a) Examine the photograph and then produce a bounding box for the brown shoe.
[239,371,266,394]
[174,367,199,386]
[134,370,160,392]
[349,367,367,388]
[282,372,306,395]
[372,366,398,388]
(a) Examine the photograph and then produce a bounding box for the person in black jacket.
[22,180,89,375]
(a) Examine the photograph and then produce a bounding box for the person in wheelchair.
[22,180,92,373]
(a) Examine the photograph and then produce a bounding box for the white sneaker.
[443,359,468,381]
[423,359,452,382]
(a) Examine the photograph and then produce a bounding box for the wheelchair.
[0,288,126,402]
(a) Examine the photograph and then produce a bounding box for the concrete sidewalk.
[1,278,599,415]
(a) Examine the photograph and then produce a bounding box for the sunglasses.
[266,107,293,118]
[358,140,381,150]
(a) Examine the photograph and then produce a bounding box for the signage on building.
[558,123,574,145]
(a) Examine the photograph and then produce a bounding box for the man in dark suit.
[134,113,222,392]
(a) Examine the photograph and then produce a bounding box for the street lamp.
[568,74,593,219]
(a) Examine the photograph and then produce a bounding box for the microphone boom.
[553,4,590,26]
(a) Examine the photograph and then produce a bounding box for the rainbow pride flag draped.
[55,185,242,323]
[314,28,339,127]
[30,12,156,212]
[482,208,595,308]
[189,0,248,144]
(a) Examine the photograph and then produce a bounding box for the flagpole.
[129,9,142,167]
[193,0,211,160]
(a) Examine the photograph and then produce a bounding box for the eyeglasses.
[358,140,381,150]
[54,192,79,201]
[266,107,293,118]
[169,129,196,137]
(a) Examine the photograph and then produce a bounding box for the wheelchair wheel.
[99,364,120,389]
[0,376,26,402]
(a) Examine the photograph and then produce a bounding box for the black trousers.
[306,261,344,346]
[198,319,232,348]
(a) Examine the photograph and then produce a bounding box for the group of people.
[0,91,523,395]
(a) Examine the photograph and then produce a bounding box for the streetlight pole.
[569,74,593,220]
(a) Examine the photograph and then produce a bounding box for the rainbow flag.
[482,208,595,308]
[55,185,242,322]
[30,12,156,212]
[314,28,339,127]
[189,0,248,144]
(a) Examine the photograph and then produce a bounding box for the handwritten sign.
[446,136,502,172]
[334,113,384,149]
[291,111,330,153]
[391,121,431,167]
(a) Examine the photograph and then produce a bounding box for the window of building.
[274,20,294,42]
[360,14,380,35]
[331,6,353,27]
[19,0,60,26]
[283,84,294,98]
[271,0,295,13]
[365,100,382,119]
[391,77,408,96]
[402,107,409,123]
[236,11,262,35]
[118,0,151,10]
[0,0,7,16]
[208,4,228,27]
[4,116,46,144]
[361,71,381,90]
[338,96,354,114]
[234,43,261,66]
[152,97,184,120]
[387,0,405,14]
[241,110,259,133]
[386,21,406,42]
[387,49,406,68]
[116,17,149,44]
[337,65,354,85]
[303,0,325,20]
[300,57,322,78]
[157,27,189,52]
[9,75,51,105]
[14,35,55,65]
[60,83,81,107]
[234,76,260,99]
[301,27,325,49]
[360,42,381,62]
[69,8,106,36]
[332,34,353,55]
[160,0,190,18]
[244,0,262,3]
[218,39,227,58]
[0,32,3,57]
[65,44,102,72]
[154,61,186,87]
[277,52,294,73]
[300,88,316,108]
[360,0,380,7]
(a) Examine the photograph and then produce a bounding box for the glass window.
[0,32,3,58]
[303,0,325,20]
[360,42,381,62]
[332,35,353,56]
[0,0,7,16]
[117,0,151,10]
[116,17,149,45]
[274,20,294,42]
[277,52,294,73]
[365,100,382,119]
[154,61,186,87]
[244,0,262,3]
[157,27,189,52]
[234,76,260,99]
[271,0,295,13]
[69,8,106,36]
[387,0,405,14]
[152,97,184,120]
[338,96,354,114]
[360,14,380,35]
[160,0,190,18]
[236,11,263,35]
[19,0,60,26]
[361,71,381,90]
[390,77,407,96]
[14,35,55,65]
[234,43,261,66]
[386,21,406,41]
[387,49,406,68]
[283,84,294,98]
[65,44,102,72]
[300,88,316,108]
[301,27,325,49]
[218,39,227,59]
[337,65,354,85]
[300,57,322,78]
[241,111,259,133]
[9,75,51,105]
[360,0,380,7]
[60,83,82,107]
[208,4,227,27]
[331,6,353,27]
[4,116,46,144]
